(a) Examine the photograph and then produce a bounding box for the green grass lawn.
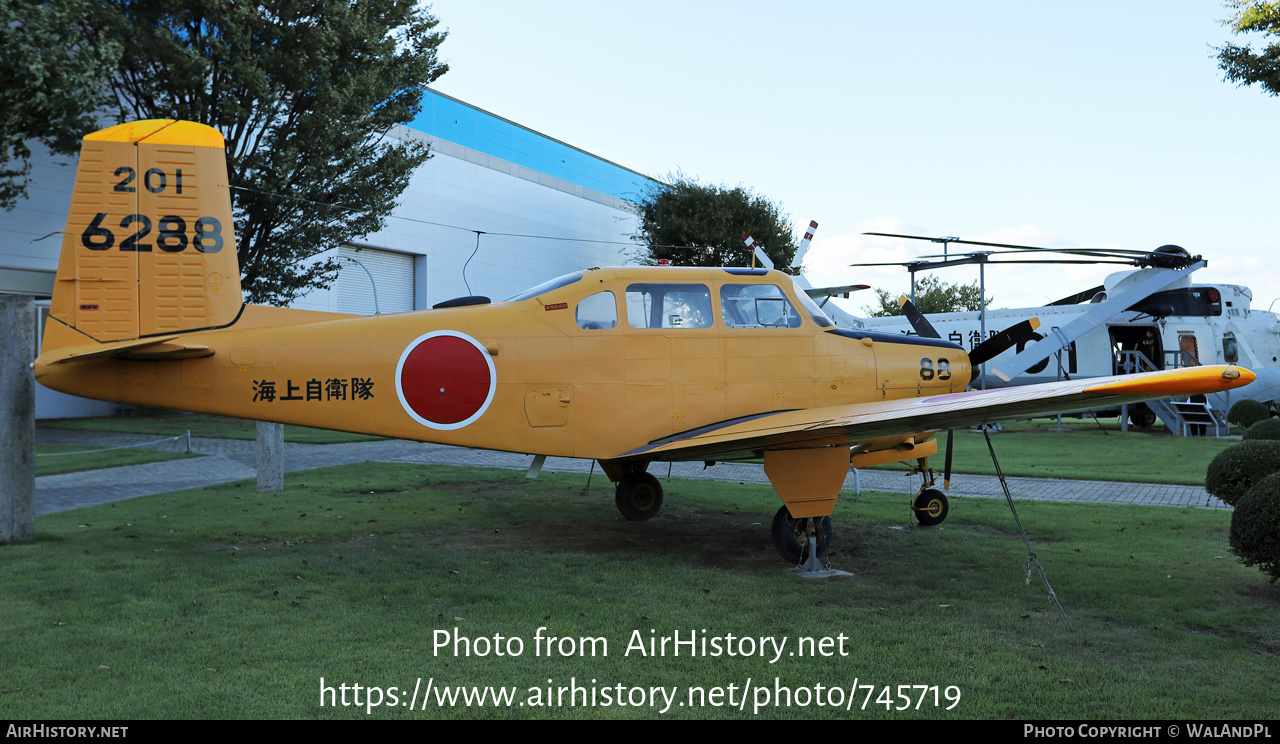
[2,463,1275,719]
[36,444,202,477]
[873,417,1235,486]
[41,409,385,444]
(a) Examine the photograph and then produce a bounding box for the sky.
[425,1,1280,314]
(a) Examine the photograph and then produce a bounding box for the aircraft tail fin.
[45,120,242,352]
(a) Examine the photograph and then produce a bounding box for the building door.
[337,246,415,315]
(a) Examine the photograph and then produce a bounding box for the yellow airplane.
[33,120,1256,572]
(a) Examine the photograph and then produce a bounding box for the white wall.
[0,142,76,288]
[292,127,637,312]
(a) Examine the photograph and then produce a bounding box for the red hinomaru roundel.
[395,331,497,430]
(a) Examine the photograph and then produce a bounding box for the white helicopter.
[786,231,1280,435]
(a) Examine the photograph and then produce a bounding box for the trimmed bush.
[1243,417,1280,442]
[1228,399,1269,429]
[1230,472,1280,583]
[1204,440,1280,507]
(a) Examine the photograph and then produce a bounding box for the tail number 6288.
[80,213,223,253]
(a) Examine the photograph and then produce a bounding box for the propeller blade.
[969,318,1041,367]
[897,295,941,339]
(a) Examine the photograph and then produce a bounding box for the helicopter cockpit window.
[625,283,713,329]
[1223,336,1240,364]
[720,284,802,328]
[576,291,617,330]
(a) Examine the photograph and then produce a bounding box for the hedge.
[1230,471,1280,583]
[1204,440,1280,507]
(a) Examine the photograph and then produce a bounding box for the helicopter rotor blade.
[862,232,1150,255]
[849,258,1135,268]
[916,248,1145,260]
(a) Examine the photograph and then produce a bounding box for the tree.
[863,274,993,317]
[630,174,797,269]
[1216,1,1280,96]
[91,0,448,306]
[0,0,120,210]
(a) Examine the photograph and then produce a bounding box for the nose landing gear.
[912,488,950,526]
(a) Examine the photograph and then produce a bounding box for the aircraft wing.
[617,365,1253,461]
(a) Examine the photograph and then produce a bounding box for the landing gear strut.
[615,472,663,521]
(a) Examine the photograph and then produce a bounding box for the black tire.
[913,489,949,526]
[1128,403,1157,428]
[770,506,832,563]
[615,473,663,521]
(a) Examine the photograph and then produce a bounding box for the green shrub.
[1204,440,1280,507]
[1228,399,1269,429]
[1230,472,1280,583]
[1243,417,1280,441]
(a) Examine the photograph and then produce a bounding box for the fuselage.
[35,266,972,461]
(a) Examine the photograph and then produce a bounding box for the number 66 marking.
[919,358,952,381]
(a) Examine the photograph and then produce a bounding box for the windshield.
[794,285,835,327]
[505,273,583,302]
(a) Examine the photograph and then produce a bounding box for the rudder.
[47,120,242,348]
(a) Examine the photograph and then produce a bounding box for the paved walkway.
[34,428,1228,515]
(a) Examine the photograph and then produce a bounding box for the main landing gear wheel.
[771,506,832,564]
[913,489,950,526]
[1128,403,1157,428]
[615,473,663,521]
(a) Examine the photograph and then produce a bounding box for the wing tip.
[1085,365,1256,396]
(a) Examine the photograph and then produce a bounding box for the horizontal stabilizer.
[117,342,214,361]
[40,335,214,365]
